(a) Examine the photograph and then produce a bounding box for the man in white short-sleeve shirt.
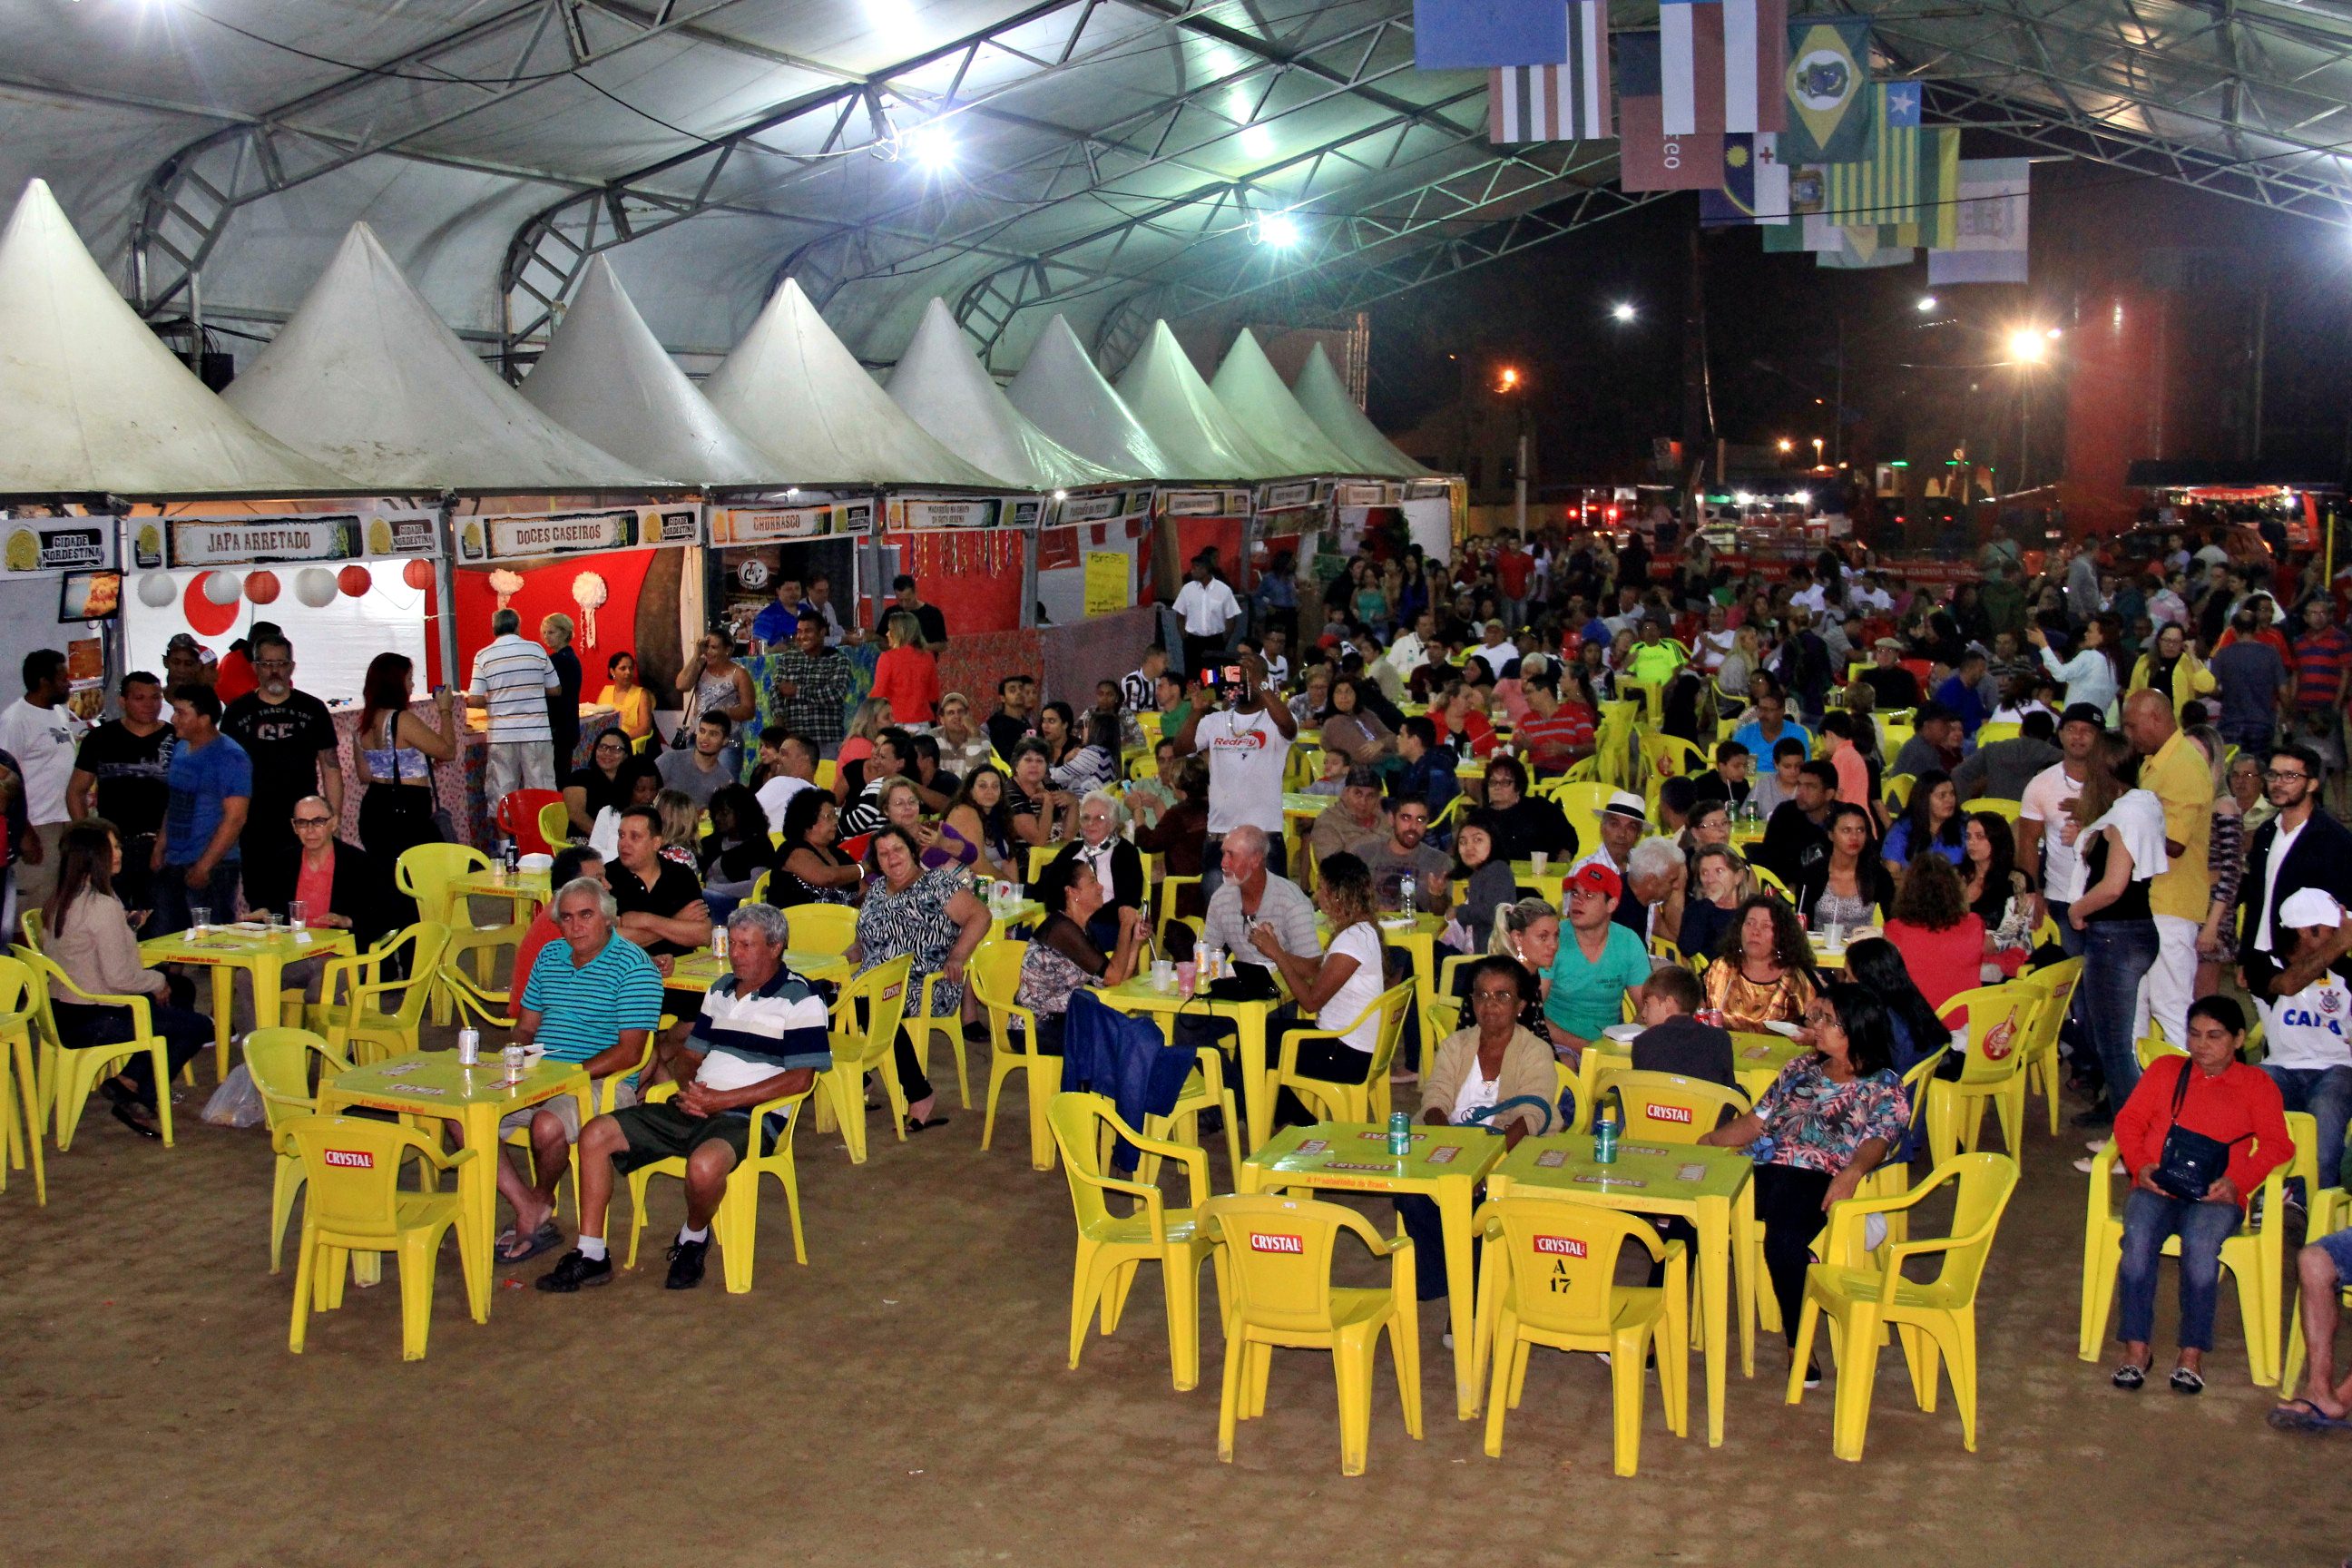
[2017,702,2104,952]
[466,607,561,812]
[1172,556,1242,677]
[1176,650,1295,898]
[0,648,87,907]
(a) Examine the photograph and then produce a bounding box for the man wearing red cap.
[1543,859,1655,1057]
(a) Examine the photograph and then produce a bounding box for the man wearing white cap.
[2261,886,2352,1196]
[1573,792,1665,937]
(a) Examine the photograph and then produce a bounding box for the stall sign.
[168,514,359,567]
[0,519,116,576]
[1333,482,1391,508]
[708,502,868,544]
[463,505,702,563]
[361,509,445,560]
[1161,489,1247,517]
[890,497,1003,530]
[1405,479,1453,500]
[1255,480,1323,512]
[1059,488,1150,524]
[1083,551,1130,616]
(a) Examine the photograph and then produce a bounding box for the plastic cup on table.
[1176,961,1197,998]
[1531,851,1549,874]
[287,899,309,930]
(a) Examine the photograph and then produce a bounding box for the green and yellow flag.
[1781,16,1874,162]
[1822,82,1920,224]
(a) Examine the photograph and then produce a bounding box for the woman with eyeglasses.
[563,727,636,836]
[1699,979,1911,1387]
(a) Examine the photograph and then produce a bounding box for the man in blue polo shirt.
[495,876,663,1264]
[541,901,834,1293]
[750,575,808,653]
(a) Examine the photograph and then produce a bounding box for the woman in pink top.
[869,612,941,727]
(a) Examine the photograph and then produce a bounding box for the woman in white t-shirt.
[1250,852,1392,1107]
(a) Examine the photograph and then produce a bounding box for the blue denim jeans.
[2116,1187,2244,1350]
[2082,917,2160,1111]
[150,861,241,938]
[2261,1063,2352,1193]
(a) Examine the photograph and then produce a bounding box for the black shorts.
[609,1102,751,1173]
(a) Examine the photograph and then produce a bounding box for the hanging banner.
[1083,551,1130,616]
[1333,482,1394,508]
[885,495,1047,532]
[708,501,873,544]
[1255,480,1325,513]
[1161,488,1250,517]
[0,517,116,576]
[1058,488,1153,524]
[361,509,445,560]
[167,514,362,568]
[459,504,702,564]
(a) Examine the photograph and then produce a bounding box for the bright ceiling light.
[1239,122,1275,157]
[2007,328,2048,363]
[1610,301,1637,323]
[900,124,956,172]
[1793,490,1812,505]
[1255,211,1301,247]
[1916,295,1937,312]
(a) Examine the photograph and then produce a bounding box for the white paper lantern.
[201,570,243,605]
[137,573,177,609]
[294,566,339,609]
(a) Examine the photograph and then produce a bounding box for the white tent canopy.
[888,299,1130,491]
[1209,328,1363,477]
[521,256,781,489]
[224,223,661,493]
[0,179,354,499]
[1112,319,1284,482]
[1292,343,1427,479]
[702,279,1010,491]
[1004,315,1176,481]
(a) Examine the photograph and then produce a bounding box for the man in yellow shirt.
[2124,689,2212,1049]
[1624,617,1687,689]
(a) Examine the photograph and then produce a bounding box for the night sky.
[1364,154,2352,489]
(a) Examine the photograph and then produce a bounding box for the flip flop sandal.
[495,1220,564,1265]
[2170,1367,2206,1396]
[905,1114,950,1134]
[2112,1362,2149,1390]
[2269,1399,2352,1433]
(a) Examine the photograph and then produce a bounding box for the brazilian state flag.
[1781,16,1874,162]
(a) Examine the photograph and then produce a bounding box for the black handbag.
[2151,1059,2249,1202]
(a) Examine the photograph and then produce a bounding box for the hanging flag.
[1659,0,1723,135]
[1486,1,1610,142]
[1927,156,2031,282]
[1413,0,1567,69]
[1915,125,1961,250]
[1817,224,1914,269]
[1781,15,1873,162]
[1616,31,1725,190]
[1821,82,1920,224]
[1698,132,1791,224]
[1723,0,1788,133]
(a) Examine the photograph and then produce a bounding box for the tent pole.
[434,497,460,693]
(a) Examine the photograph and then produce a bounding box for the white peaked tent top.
[1209,329,1365,477]
[0,180,357,498]
[1004,314,1175,481]
[702,279,1010,490]
[226,225,662,491]
[1292,342,1427,479]
[1112,320,1288,482]
[521,258,781,488]
[888,299,1131,490]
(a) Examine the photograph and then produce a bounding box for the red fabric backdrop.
[452,547,656,678]
[887,528,1026,635]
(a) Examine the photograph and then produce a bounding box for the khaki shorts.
[499,1076,636,1142]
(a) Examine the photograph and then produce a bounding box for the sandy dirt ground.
[2,1027,2345,1568]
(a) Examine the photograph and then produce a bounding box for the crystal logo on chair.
[322,1148,376,1169]
[1645,1104,1694,1124]
[1249,1233,1304,1254]
[1534,1235,1588,1258]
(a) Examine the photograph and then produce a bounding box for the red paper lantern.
[402,558,435,592]
[181,574,238,637]
[243,569,280,605]
[337,564,372,598]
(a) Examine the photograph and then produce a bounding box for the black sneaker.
[535,1250,613,1293]
[665,1238,710,1290]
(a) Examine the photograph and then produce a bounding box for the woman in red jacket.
[869,611,941,728]
[1877,853,1986,1010]
[2109,995,2293,1395]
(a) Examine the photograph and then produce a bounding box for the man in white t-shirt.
[2017,702,2104,952]
[0,648,87,907]
[1171,556,1242,678]
[1471,621,1521,681]
[1694,603,1736,675]
[755,733,818,833]
[466,608,561,813]
[1175,650,1295,901]
[2262,888,2352,1197]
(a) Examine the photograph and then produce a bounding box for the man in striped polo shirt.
[495,875,664,1263]
[466,607,562,814]
[540,901,834,1293]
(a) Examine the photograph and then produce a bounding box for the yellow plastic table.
[141,923,358,1079]
[1508,858,1567,906]
[1095,975,1292,1154]
[314,1051,590,1320]
[986,898,1044,942]
[1804,936,1850,970]
[1589,1030,1809,1102]
[1486,1132,1757,1446]
[1280,791,1328,870]
[1240,1121,1504,1420]
[662,947,850,995]
[449,868,553,916]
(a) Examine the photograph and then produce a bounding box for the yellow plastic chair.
[1419,952,1481,1054]
[1922,984,2039,1164]
[1974,721,2022,746]
[1048,1092,1222,1391]
[1594,1068,1749,1142]
[1475,1198,1689,1475]
[438,964,516,1032]
[2007,958,2082,1134]
[784,903,858,956]
[622,1075,813,1293]
[2282,1185,2350,1396]
[0,957,47,1203]
[536,799,573,849]
[1025,843,1060,883]
[906,968,973,1112]
[1156,876,1202,950]
[24,951,174,1151]
[810,956,913,1163]
[1200,1193,1422,1475]
[244,1027,354,1273]
[1547,781,1618,841]
[281,1114,480,1361]
[1270,981,1415,1125]
[968,940,1055,1170]
[1751,863,1792,900]
[1969,798,2023,823]
[2077,1110,2311,1384]
[813,758,838,791]
[395,843,501,1023]
[1883,772,1916,810]
[1648,935,1685,969]
[1642,732,1710,781]
[312,922,453,1065]
[1786,1152,2021,1461]
[17,907,42,952]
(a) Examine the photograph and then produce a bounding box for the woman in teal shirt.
[1544,861,1656,1056]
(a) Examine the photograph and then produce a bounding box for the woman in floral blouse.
[1701,980,1910,1387]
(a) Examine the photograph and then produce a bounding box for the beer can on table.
[712,926,730,961]
[457,1027,480,1065]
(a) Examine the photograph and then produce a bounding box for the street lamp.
[1494,367,1530,540]
[1776,437,1794,455]
[1610,301,1637,324]
[2006,327,2048,364]
[1812,436,1825,466]
[1916,295,1937,312]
